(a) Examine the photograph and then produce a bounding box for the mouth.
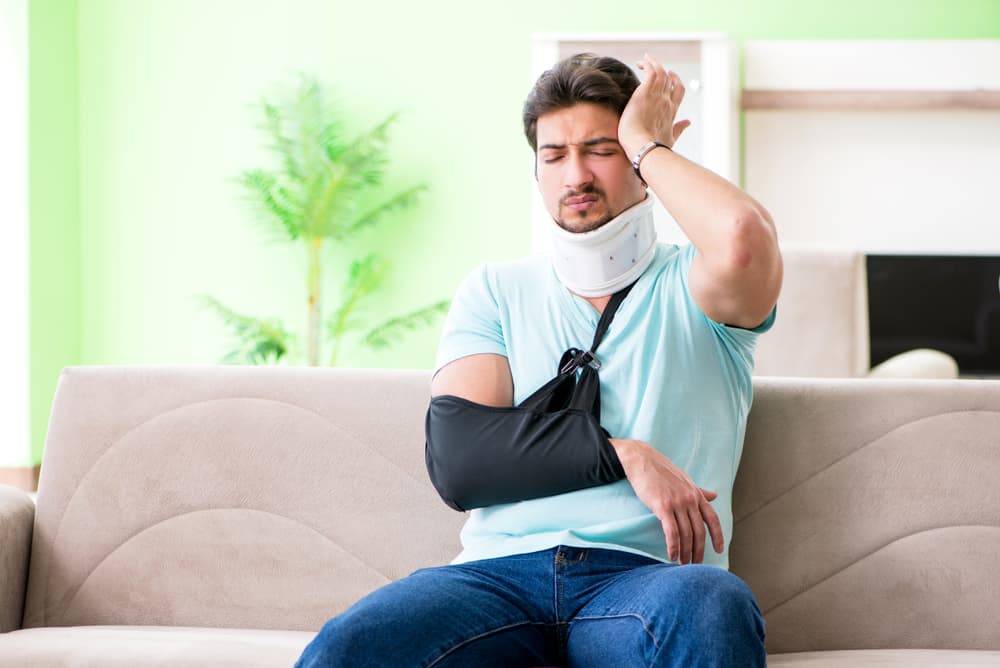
[563,195,599,212]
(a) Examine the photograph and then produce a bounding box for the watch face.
[633,141,669,177]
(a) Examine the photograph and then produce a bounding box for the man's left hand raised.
[617,53,691,159]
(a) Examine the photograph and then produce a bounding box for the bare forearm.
[617,55,782,326]
[623,142,774,259]
[633,147,781,325]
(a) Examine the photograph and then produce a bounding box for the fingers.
[675,506,693,564]
[661,514,680,563]
[635,55,687,149]
[683,489,721,563]
[617,438,723,564]
[668,70,685,105]
[664,499,718,564]
[701,496,726,554]
[689,505,707,564]
[675,120,692,135]
[638,54,684,96]
[636,53,667,91]
[664,489,720,564]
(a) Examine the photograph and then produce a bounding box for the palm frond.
[238,169,304,240]
[292,76,328,175]
[253,76,356,241]
[343,184,428,237]
[363,299,450,350]
[303,165,351,239]
[200,295,293,365]
[260,100,303,181]
[338,113,397,183]
[326,255,390,365]
[327,255,390,335]
[288,74,352,163]
[303,112,400,240]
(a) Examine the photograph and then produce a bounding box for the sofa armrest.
[0,485,34,632]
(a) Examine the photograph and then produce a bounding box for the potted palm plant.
[204,76,447,366]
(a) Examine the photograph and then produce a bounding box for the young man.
[297,52,781,667]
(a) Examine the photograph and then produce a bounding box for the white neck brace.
[549,196,657,298]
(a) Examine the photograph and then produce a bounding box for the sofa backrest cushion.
[23,366,464,631]
[753,245,870,377]
[731,377,1000,653]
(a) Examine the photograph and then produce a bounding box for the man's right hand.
[609,438,724,565]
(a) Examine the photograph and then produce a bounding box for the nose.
[562,151,594,191]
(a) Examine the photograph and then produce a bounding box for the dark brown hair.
[522,53,640,152]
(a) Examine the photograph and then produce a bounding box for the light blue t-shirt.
[434,243,774,569]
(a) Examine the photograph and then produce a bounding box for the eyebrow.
[537,137,620,151]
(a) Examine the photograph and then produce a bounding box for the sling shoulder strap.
[562,281,637,374]
[520,281,637,415]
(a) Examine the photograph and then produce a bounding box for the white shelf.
[742,89,1000,111]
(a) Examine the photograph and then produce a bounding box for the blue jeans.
[296,545,765,668]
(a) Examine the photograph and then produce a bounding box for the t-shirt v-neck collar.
[549,251,656,339]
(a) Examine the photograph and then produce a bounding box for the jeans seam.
[424,621,545,668]
[556,565,564,622]
[571,612,661,665]
[554,549,568,665]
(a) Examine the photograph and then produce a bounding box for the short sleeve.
[676,244,776,369]
[434,264,508,374]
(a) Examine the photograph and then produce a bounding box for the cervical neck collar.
[549,196,657,298]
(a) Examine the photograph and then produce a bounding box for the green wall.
[25,0,1000,465]
[29,0,80,465]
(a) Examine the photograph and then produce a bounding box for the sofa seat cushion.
[0,625,314,667]
[770,649,1000,666]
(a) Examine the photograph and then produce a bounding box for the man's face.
[535,102,647,234]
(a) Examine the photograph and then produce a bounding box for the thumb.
[700,488,718,501]
[673,119,692,142]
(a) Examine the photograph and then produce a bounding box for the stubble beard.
[555,188,613,234]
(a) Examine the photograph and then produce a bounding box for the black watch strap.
[632,141,671,180]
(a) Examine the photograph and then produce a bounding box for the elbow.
[720,210,778,275]
[719,211,783,326]
[692,206,782,328]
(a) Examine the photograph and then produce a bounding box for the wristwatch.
[631,141,672,180]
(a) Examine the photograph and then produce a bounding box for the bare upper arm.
[431,353,514,407]
[687,216,782,329]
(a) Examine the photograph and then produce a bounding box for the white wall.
[0,0,30,466]
[744,40,1000,254]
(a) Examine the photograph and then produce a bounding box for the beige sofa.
[1,366,998,667]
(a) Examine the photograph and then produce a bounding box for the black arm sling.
[425,282,635,511]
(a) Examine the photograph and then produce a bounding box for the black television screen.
[867,255,1000,375]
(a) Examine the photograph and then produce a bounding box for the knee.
[677,566,764,636]
[692,567,757,606]
[652,567,765,666]
[295,614,374,668]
